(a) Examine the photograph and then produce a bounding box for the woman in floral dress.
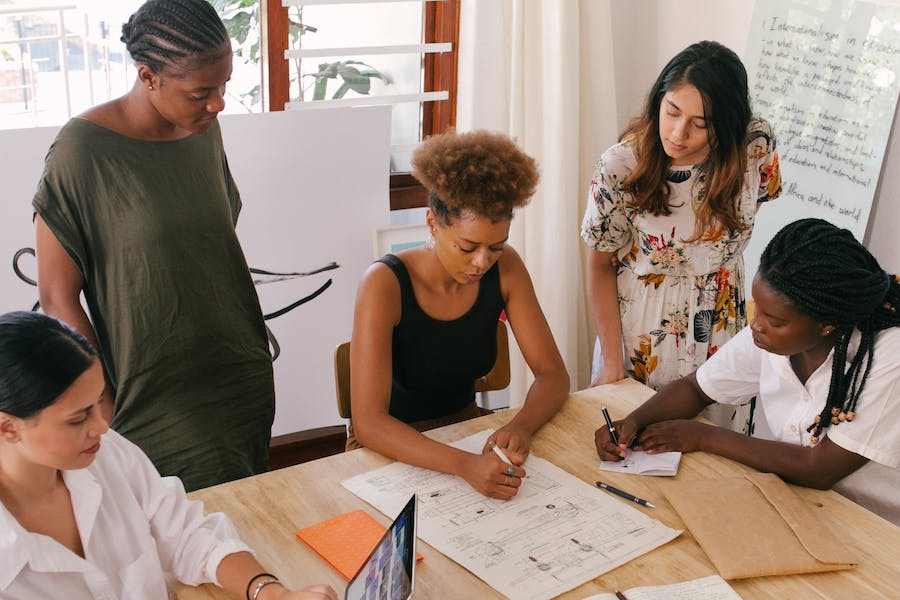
[581,40,782,431]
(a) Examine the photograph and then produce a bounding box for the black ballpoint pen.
[601,405,620,446]
[596,481,656,508]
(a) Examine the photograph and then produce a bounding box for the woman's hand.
[459,452,526,500]
[635,420,713,454]
[594,418,639,460]
[264,584,338,600]
[486,424,532,463]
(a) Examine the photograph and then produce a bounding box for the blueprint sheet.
[341,430,681,599]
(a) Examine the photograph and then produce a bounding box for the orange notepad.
[295,510,422,580]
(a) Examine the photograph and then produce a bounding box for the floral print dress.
[581,116,782,431]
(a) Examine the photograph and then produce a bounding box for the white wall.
[0,107,392,437]
[606,0,898,271]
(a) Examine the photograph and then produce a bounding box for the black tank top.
[378,254,505,422]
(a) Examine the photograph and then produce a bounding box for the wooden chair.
[334,319,511,419]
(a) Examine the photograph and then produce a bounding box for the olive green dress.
[33,118,274,491]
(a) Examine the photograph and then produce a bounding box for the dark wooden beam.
[268,425,346,470]
[265,0,290,111]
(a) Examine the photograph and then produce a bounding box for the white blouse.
[0,429,252,599]
[696,326,900,525]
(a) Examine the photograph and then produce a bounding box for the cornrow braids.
[758,218,900,444]
[121,0,229,74]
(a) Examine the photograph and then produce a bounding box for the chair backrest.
[334,340,352,419]
[333,319,510,419]
[474,319,511,392]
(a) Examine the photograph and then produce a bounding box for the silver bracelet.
[250,577,282,600]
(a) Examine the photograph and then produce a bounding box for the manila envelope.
[663,472,858,579]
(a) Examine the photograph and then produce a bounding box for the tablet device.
[345,494,417,600]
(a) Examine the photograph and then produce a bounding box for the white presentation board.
[0,107,391,436]
[742,0,900,293]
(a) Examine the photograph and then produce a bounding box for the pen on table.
[601,405,620,446]
[595,481,656,508]
[614,590,629,600]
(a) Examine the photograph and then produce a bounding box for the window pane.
[0,1,263,130]
[285,2,425,172]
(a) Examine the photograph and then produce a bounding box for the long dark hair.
[623,40,751,240]
[758,219,900,443]
[121,0,230,74]
[0,312,97,419]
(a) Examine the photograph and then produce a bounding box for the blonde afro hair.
[411,129,539,223]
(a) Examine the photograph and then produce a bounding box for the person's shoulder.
[358,255,405,297]
[746,115,777,163]
[598,139,637,173]
[747,115,776,146]
[497,244,529,284]
[47,118,101,155]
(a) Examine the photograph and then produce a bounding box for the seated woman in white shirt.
[0,311,337,600]
[595,218,900,525]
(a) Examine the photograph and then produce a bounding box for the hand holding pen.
[484,425,531,463]
[596,408,637,460]
[601,406,620,446]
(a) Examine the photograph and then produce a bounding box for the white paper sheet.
[599,449,681,476]
[583,574,743,600]
[341,430,681,600]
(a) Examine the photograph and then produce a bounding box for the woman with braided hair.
[595,218,900,524]
[32,0,275,491]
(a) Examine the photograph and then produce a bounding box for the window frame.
[263,0,459,210]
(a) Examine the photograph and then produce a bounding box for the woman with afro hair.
[349,130,569,500]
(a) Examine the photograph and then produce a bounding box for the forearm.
[40,296,115,419]
[507,370,569,436]
[628,376,711,430]
[702,428,840,489]
[216,552,285,600]
[586,251,624,372]
[353,412,476,477]
[41,297,99,349]
[702,426,868,490]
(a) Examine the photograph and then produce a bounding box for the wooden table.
[176,379,900,599]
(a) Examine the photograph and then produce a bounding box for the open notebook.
[600,449,681,476]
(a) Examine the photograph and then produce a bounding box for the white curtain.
[457,0,621,403]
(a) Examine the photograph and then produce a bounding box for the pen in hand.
[601,405,620,447]
[489,441,514,466]
[596,481,656,508]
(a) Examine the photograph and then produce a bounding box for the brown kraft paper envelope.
[662,472,858,579]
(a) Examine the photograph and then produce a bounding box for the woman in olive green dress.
[33,0,274,491]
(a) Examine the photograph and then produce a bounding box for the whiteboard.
[743,0,900,293]
[0,107,391,435]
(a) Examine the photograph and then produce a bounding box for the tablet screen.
[345,494,416,600]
